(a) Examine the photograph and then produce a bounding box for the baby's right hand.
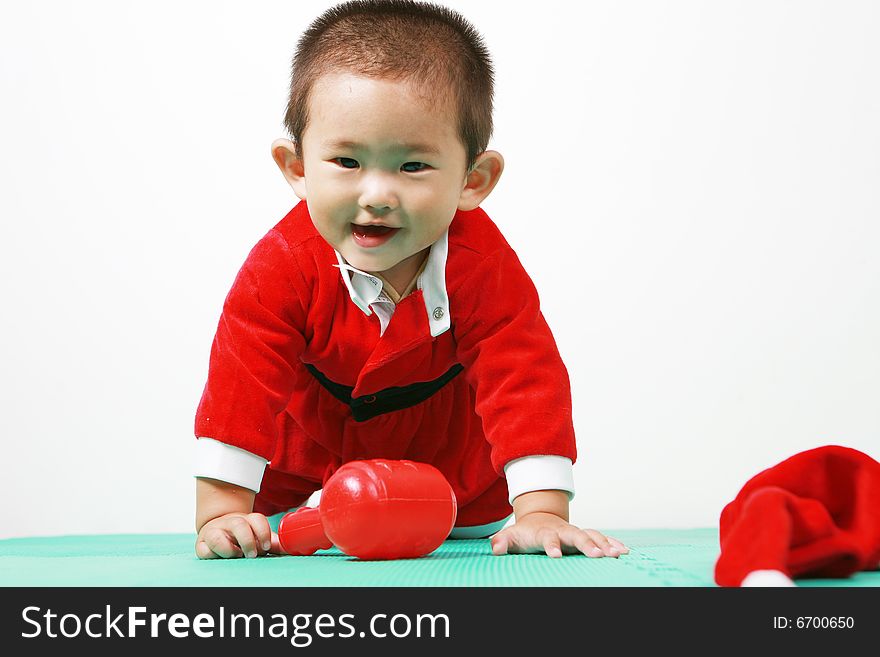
[195,512,284,559]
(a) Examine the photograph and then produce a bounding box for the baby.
[194,0,628,561]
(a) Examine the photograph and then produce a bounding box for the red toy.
[278,459,457,560]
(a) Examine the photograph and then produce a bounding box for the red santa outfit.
[194,201,577,530]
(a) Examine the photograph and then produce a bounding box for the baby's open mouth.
[351,224,396,238]
[351,223,401,248]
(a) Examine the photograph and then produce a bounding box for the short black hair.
[283,0,494,169]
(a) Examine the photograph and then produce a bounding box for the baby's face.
[297,73,470,275]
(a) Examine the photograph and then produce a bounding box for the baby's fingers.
[538,528,563,558]
[490,528,530,556]
[606,536,630,555]
[227,516,262,559]
[490,530,511,556]
[242,513,273,555]
[268,531,286,555]
[584,529,622,557]
[197,527,244,559]
[195,540,218,559]
[560,528,604,558]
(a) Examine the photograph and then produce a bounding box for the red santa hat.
[714,444,880,587]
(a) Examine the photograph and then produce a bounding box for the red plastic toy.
[277,459,458,560]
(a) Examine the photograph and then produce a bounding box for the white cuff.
[503,455,575,504]
[193,437,268,493]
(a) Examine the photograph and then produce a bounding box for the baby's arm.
[195,477,283,559]
[193,228,309,559]
[490,490,629,559]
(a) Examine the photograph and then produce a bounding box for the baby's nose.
[358,173,399,210]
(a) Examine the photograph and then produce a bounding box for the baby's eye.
[333,157,359,169]
[401,161,430,173]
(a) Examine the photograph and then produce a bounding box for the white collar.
[333,229,450,338]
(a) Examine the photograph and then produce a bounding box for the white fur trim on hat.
[740,570,796,587]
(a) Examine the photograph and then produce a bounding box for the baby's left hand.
[490,512,629,559]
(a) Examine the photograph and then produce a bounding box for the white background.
[1,0,877,540]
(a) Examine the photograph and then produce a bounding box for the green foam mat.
[1,529,877,587]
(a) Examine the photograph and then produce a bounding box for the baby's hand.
[195,512,285,559]
[490,512,629,559]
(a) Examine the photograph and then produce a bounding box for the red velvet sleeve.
[452,247,577,475]
[194,229,308,461]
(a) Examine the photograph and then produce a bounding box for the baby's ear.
[271,138,307,199]
[458,150,504,211]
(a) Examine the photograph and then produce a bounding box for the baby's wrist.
[195,477,257,532]
[511,489,570,522]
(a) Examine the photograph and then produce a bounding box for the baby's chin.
[336,244,404,274]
